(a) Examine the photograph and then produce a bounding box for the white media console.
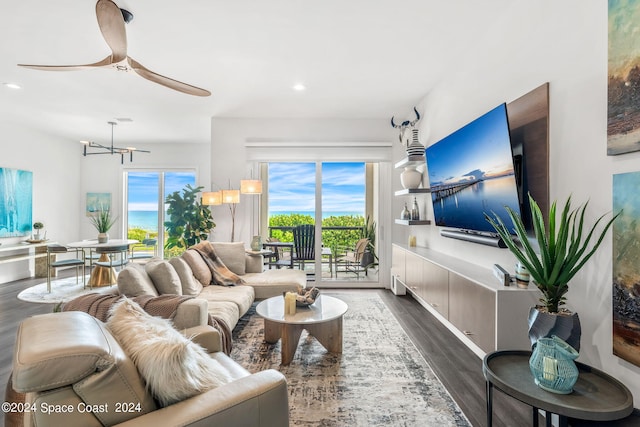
[391,243,540,357]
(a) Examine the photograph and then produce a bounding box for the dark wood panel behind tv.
[506,83,550,229]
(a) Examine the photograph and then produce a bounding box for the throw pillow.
[117,263,159,297]
[181,250,212,286]
[145,260,182,295]
[106,298,232,407]
[211,242,246,275]
[169,257,203,296]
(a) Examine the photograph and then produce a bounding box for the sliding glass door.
[265,161,375,284]
[125,170,196,258]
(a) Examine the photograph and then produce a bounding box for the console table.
[0,241,53,278]
[391,243,540,355]
[483,350,633,427]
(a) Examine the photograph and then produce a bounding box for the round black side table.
[483,350,633,427]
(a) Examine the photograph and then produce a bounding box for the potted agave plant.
[89,208,117,243]
[486,194,619,351]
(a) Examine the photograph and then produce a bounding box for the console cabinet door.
[448,273,496,353]
[391,245,406,284]
[404,251,424,297]
[423,260,449,318]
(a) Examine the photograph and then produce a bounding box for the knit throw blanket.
[62,293,233,355]
[190,242,246,286]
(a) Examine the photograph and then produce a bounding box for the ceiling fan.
[18,0,211,97]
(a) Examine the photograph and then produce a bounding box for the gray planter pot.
[527,306,581,352]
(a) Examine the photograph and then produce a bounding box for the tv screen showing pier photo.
[425,103,521,234]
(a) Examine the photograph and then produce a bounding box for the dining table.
[67,239,138,287]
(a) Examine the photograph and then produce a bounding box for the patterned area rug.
[17,276,114,304]
[231,291,470,426]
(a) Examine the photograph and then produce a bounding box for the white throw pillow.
[211,242,246,275]
[145,260,182,295]
[106,298,232,407]
[169,257,203,296]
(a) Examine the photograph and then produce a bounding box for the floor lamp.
[222,189,240,242]
[240,178,262,249]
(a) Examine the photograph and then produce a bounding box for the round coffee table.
[256,294,348,365]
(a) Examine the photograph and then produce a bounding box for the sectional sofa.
[116,241,307,331]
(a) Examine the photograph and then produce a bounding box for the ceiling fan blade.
[128,57,211,97]
[96,0,127,62]
[18,55,114,71]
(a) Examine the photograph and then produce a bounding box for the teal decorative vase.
[250,235,262,251]
[529,335,579,394]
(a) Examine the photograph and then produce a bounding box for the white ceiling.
[0,0,512,146]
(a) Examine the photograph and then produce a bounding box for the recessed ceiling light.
[3,83,21,89]
[293,83,306,91]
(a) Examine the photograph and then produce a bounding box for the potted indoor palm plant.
[90,208,117,243]
[486,194,619,351]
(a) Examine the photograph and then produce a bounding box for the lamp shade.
[240,179,262,195]
[222,189,240,204]
[202,191,222,205]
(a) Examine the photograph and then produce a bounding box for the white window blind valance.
[244,140,393,162]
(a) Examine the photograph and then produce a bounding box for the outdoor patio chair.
[293,224,315,270]
[335,238,370,278]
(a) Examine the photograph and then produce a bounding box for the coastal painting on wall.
[86,192,111,216]
[608,0,640,155]
[612,171,640,367]
[0,168,33,238]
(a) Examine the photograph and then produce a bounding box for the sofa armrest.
[173,298,208,330]
[245,254,264,273]
[181,325,222,353]
[114,370,289,427]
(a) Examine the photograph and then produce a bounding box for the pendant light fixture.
[81,121,150,164]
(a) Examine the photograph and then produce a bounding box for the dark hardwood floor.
[1,275,638,427]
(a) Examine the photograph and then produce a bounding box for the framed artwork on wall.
[86,192,111,216]
[612,171,640,367]
[608,0,640,155]
[0,167,33,237]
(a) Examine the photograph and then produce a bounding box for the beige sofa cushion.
[199,285,255,318]
[211,242,246,275]
[181,250,212,286]
[107,298,233,407]
[145,259,182,295]
[206,301,241,331]
[117,263,159,297]
[243,269,307,299]
[169,256,203,296]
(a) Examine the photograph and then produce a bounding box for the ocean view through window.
[126,170,196,256]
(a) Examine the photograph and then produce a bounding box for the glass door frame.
[123,168,197,259]
[262,161,383,287]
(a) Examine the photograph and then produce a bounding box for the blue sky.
[127,164,365,217]
[426,104,514,186]
[268,162,365,216]
[127,172,195,211]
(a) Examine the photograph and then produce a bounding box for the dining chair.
[46,244,86,293]
[90,244,130,285]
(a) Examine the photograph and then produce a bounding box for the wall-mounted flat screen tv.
[425,103,521,235]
